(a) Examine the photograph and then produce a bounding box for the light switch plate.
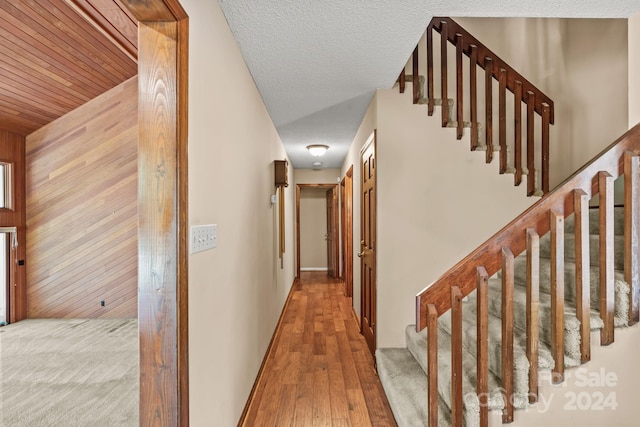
[191,224,217,254]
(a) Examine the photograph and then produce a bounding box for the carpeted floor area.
[0,318,138,427]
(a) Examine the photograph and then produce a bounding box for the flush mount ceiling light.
[306,144,329,157]
[312,161,323,168]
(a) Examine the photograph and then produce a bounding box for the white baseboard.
[300,267,328,271]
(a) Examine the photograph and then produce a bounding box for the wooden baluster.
[499,68,507,174]
[469,45,478,150]
[413,45,419,104]
[427,304,439,426]
[526,91,536,196]
[542,104,551,194]
[550,210,565,383]
[427,28,434,116]
[574,189,591,362]
[399,69,406,94]
[451,286,463,427]
[485,57,493,163]
[441,21,449,127]
[477,267,489,427]
[514,81,523,186]
[501,248,514,423]
[624,152,640,325]
[526,229,539,403]
[455,34,464,140]
[599,172,615,345]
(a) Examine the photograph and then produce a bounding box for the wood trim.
[599,172,615,346]
[430,17,554,123]
[295,183,339,279]
[550,210,565,383]
[450,286,463,427]
[237,278,299,427]
[469,45,478,150]
[426,304,439,427]
[525,228,539,402]
[65,0,138,61]
[417,123,640,327]
[574,189,591,362]
[121,0,188,425]
[476,266,489,427]
[0,131,26,323]
[501,248,514,423]
[440,20,449,127]
[340,165,354,297]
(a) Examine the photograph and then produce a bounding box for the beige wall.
[295,168,341,184]
[299,188,328,269]
[630,13,640,128]
[183,1,295,425]
[374,87,535,347]
[341,96,378,320]
[506,327,640,427]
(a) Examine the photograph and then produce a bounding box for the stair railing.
[416,124,640,426]
[399,17,555,196]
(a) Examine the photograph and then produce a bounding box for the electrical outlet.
[191,224,217,254]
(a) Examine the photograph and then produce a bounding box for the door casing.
[296,183,339,279]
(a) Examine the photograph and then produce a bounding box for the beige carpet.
[0,318,138,427]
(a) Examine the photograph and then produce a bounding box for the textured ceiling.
[219,0,640,168]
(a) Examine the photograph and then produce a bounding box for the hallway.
[242,272,397,426]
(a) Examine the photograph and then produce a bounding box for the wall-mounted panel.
[26,77,138,318]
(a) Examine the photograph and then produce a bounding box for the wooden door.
[341,167,354,297]
[360,134,376,355]
[326,187,338,277]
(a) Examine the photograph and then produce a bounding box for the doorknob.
[357,249,371,258]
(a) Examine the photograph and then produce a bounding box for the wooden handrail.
[416,123,640,328]
[399,17,556,196]
[430,17,555,123]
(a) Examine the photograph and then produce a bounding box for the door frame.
[340,166,353,297]
[295,183,339,279]
[0,227,16,324]
[360,131,376,352]
[119,1,189,425]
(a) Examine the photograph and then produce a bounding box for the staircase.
[375,17,640,427]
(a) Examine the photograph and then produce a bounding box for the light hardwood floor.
[242,271,397,426]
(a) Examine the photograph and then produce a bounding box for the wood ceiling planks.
[0,0,138,136]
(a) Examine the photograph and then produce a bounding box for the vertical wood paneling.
[26,77,138,319]
[0,130,27,322]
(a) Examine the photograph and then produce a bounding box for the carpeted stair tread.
[564,207,625,236]
[376,348,452,426]
[435,305,531,398]
[512,256,629,318]
[405,325,525,425]
[486,277,609,362]
[538,233,624,270]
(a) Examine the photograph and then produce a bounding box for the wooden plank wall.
[25,76,138,318]
[0,130,27,321]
